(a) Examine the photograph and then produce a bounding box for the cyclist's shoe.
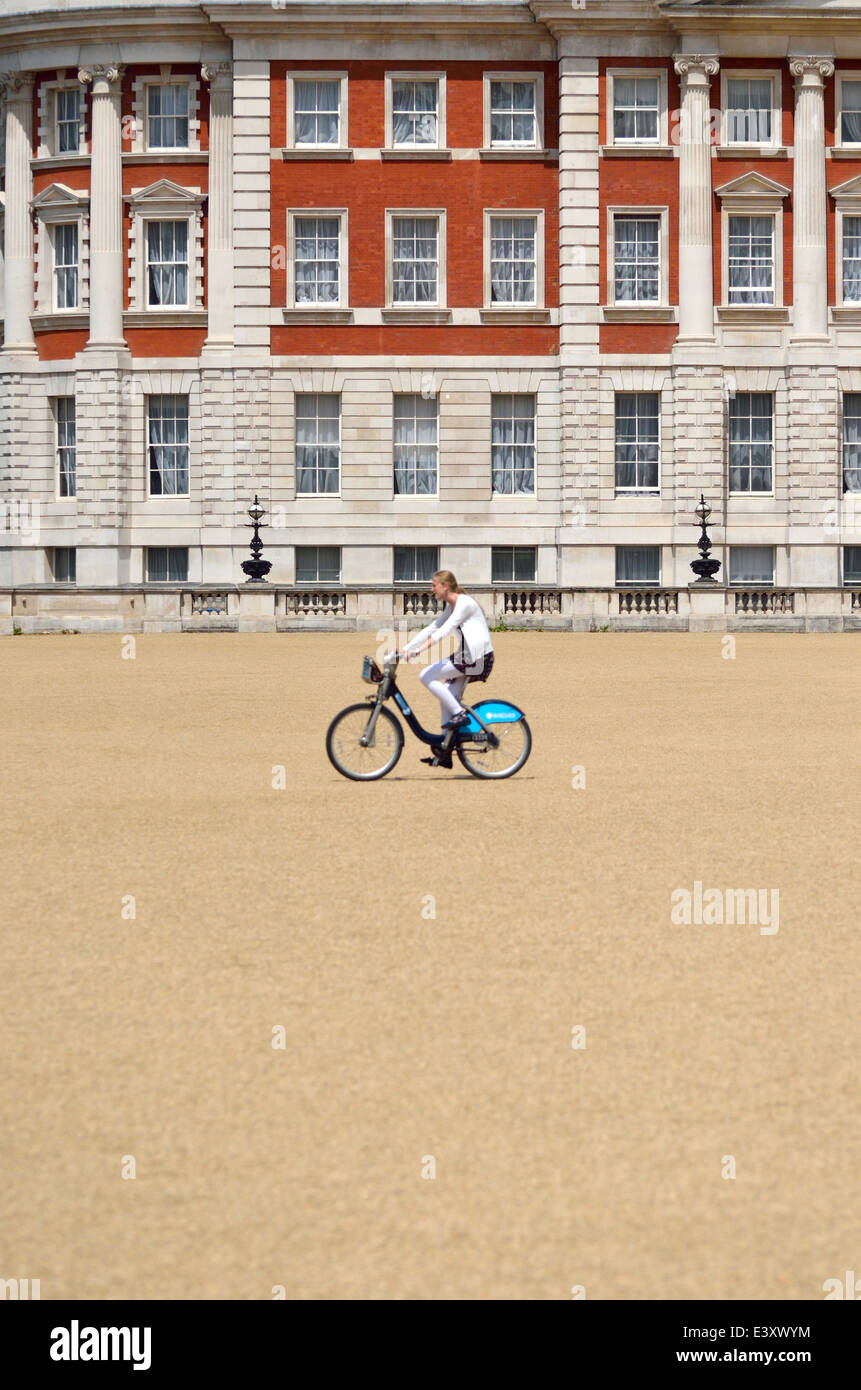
[442,710,470,731]
[421,746,453,769]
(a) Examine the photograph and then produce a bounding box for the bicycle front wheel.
[456,717,532,779]
[326,703,404,781]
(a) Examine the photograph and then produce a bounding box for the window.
[295,546,341,583]
[293,216,341,305]
[613,75,659,143]
[491,547,537,583]
[296,394,340,494]
[293,78,342,146]
[843,546,861,583]
[148,395,190,496]
[52,547,76,583]
[728,215,774,304]
[394,546,439,582]
[147,84,189,149]
[615,547,660,585]
[843,394,861,492]
[726,78,772,144]
[56,398,76,498]
[615,393,659,491]
[146,221,189,306]
[388,77,441,147]
[492,395,535,495]
[729,547,774,585]
[614,217,659,302]
[842,216,861,302]
[56,87,81,153]
[721,71,780,148]
[53,223,78,309]
[393,395,438,495]
[488,78,537,146]
[391,215,440,304]
[147,547,189,582]
[839,77,861,145]
[490,216,537,304]
[729,393,773,493]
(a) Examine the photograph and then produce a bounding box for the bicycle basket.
[362,656,383,684]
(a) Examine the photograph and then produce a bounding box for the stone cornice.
[0,9,224,58]
[202,1,547,41]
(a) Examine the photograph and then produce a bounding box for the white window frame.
[613,391,661,495]
[606,68,668,147]
[384,72,446,149]
[483,72,545,150]
[131,69,200,154]
[125,180,205,311]
[32,183,90,315]
[55,396,77,500]
[146,547,190,583]
[295,545,342,585]
[720,69,781,149]
[490,393,537,497]
[144,220,191,308]
[286,71,349,150]
[491,545,538,584]
[294,393,342,499]
[842,392,861,493]
[483,209,545,309]
[393,393,440,498]
[286,209,348,309]
[385,209,447,308]
[728,392,775,498]
[728,546,775,586]
[724,211,777,307]
[606,206,668,307]
[830,180,861,306]
[835,72,861,149]
[146,395,191,500]
[37,77,89,158]
[615,546,662,586]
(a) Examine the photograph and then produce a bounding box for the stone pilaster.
[671,367,726,541]
[78,63,127,350]
[789,57,833,342]
[560,366,601,539]
[202,62,234,349]
[0,71,36,354]
[557,52,600,359]
[673,55,719,343]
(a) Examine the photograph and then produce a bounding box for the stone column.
[0,71,37,354]
[78,63,127,349]
[789,56,833,342]
[673,55,719,342]
[202,62,234,348]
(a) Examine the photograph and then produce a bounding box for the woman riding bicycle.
[396,570,494,768]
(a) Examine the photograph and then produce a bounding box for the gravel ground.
[1,630,858,1300]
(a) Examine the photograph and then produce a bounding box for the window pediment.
[125,179,205,216]
[32,182,89,213]
[830,172,861,205]
[715,171,791,203]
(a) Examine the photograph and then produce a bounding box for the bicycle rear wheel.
[456,716,532,779]
[326,703,404,781]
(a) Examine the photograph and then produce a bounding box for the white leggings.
[420,659,468,723]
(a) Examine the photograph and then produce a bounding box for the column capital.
[78,62,126,92]
[789,56,835,84]
[202,61,233,92]
[0,70,34,100]
[673,54,720,84]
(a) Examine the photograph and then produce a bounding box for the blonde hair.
[433,569,459,592]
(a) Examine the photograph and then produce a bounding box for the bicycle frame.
[359,661,499,751]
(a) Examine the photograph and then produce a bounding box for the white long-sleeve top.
[402,592,494,664]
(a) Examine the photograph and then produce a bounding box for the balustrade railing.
[734,590,795,614]
[502,589,561,615]
[617,589,679,614]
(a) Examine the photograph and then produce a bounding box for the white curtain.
[490,218,536,303]
[843,395,861,491]
[492,395,535,494]
[614,219,658,302]
[295,80,339,145]
[730,394,772,492]
[393,218,437,302]
[727,79,771,143]
[728,216,773,304]
[295,217,339,303]
[392,81,437,145]
[616,547,659,584]
[615,393,658,490]
[730,547,773,584]
[148,397,189,496]
[842,81,861,142]
[296,395,339,494]
[613,76,658,142]
[394,396,437,494]
[147,222,188,306]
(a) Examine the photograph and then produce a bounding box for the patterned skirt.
[450,648,495,683]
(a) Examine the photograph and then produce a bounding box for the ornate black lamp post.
[689,493,722,584]
[240,494,272,582]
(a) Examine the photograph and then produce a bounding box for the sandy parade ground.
[1,630,858,1300]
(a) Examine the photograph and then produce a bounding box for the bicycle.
[325,651,532,781]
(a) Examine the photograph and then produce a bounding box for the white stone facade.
[1,1,861,632]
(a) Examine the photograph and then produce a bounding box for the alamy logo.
[0,1277,40,1299]
[670,881,779,935]
[823,1270,861,1299]
[50,1321,152,1371]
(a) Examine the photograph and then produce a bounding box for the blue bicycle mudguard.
[465,700,525,732]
